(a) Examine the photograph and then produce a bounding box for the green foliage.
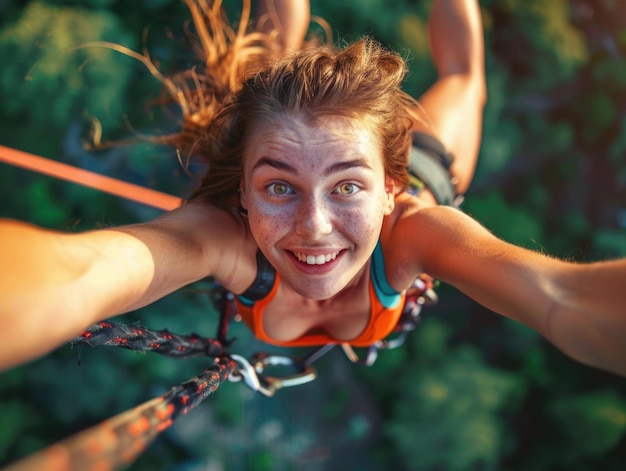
[593,229,626,258]
[516,390,626,471]
[576,90,617,144]
[23,179,71,226]
[486,0,588,91]
[549,390,626,459]
[386,320,522,471]
[0,1,135,132]
[608,115,626,164]
[46,0,121,7]
[245,449,274,471]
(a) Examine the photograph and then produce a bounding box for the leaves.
[386,323,523,470]
[548,390,626,459]
[0,2,135,132]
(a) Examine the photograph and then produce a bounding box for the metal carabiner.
[251,352,318,396]
[229,354,264,391]
[229,353,317,397]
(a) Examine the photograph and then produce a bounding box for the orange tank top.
[234,240,406,347]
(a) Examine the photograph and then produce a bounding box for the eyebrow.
[251,156,373,176]
[251,157,297,174]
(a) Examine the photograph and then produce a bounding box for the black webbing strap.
[407,133,457,206]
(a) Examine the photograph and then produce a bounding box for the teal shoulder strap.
[370,239,402,308]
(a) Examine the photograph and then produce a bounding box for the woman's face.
[240,114,395,300]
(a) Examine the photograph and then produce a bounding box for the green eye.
[269,183,289,195]
[338,183,357,195]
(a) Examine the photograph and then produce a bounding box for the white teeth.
[295,252,338,265]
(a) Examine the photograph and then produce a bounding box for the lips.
[293,251,339,265]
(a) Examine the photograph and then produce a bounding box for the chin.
[291,281,343,301]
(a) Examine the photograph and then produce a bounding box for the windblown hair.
[161,0,417,207]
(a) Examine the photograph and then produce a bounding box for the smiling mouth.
[293,251,339,265]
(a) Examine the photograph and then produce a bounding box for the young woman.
[1,0,625,376]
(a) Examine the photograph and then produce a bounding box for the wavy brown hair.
[159,1,417,207]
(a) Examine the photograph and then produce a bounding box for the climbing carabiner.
[229,352,317,397]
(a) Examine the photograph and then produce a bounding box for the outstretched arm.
[0,202,247,371]
[403,206,626,376]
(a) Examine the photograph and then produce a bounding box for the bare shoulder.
[381,193,446,289]
[386,195,561,289]
[382,193,496,288]
[141,200,258,292]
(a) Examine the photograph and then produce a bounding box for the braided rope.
[3,358,236,471]
[71,321,227,358]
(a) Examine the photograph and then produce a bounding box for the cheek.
[247,200,293,241]
[339,201,385,241]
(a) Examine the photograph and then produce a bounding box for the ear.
[383,176,396,215]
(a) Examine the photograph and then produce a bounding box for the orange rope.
[0,145,181,211]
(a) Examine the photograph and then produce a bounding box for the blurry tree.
[0,2,135,142]
[385,320,523,470]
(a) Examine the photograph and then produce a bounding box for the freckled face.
[240,114,395,301]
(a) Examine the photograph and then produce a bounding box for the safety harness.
[407,132,463,207]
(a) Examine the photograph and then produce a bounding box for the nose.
[294,194,333,238]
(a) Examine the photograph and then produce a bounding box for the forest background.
[0,0,625,470]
